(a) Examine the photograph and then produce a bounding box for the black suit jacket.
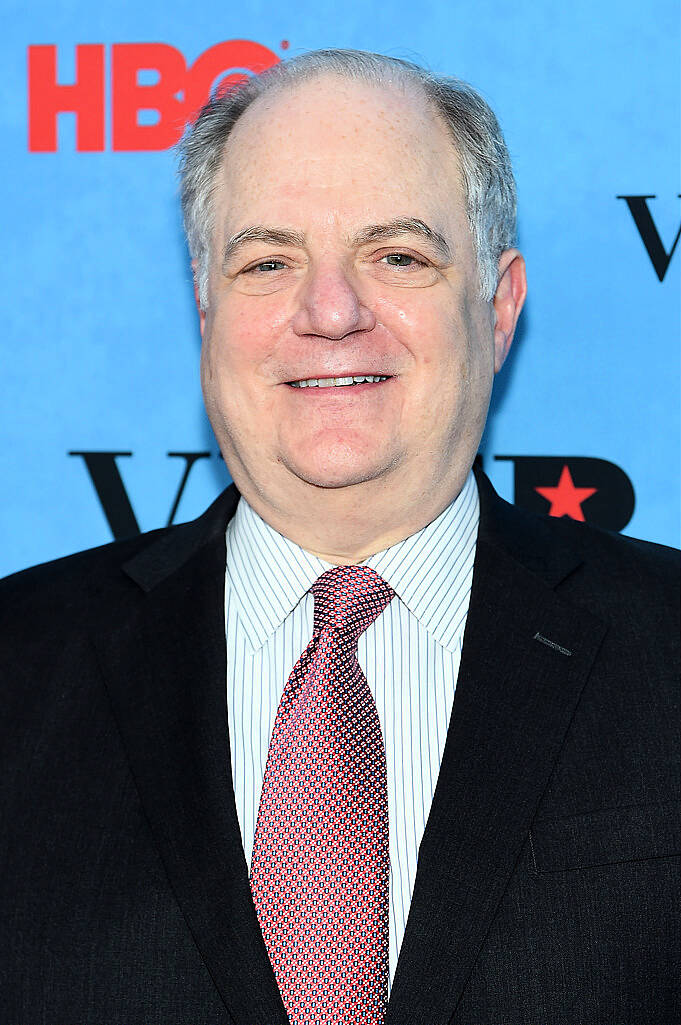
[1,471,678,1024]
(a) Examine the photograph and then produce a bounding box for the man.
[0,48,678,1024]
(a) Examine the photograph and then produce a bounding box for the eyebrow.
[222,216,452,269]
[350,218,452,261]
[222,226,306,268]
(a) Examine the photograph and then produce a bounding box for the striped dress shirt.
[224,471,479,990]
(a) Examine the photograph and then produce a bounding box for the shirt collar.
[225,471,479,654]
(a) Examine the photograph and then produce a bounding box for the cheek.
[203,300,278,379]
[383,291,492,431]
[379,293,467,381]
[375,290,427,332]
[201,302,287,439]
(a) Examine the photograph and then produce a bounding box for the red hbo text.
[27,41,280,152]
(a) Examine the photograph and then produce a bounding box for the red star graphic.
[535,464,597,521]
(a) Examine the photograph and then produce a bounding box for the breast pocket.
[529,800,680,873]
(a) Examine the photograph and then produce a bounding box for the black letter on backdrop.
[69,451,138,539]
[616,194,681,281]
[495,455,635,532]
[165,452,212,526]
[69,450,211,540]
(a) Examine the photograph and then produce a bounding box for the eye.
[381,252,424,268]
[245,259,287,274]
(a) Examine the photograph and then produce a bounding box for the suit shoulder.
[0,483,237,642]
[547,513,678,591]
[0,527,171,629]
[482,478,679,623]
[524,513,679,640]
[478,470,678,592]
[482,475,678,596]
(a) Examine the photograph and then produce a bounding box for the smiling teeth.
[290,375,390,388]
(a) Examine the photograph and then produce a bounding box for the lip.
[283,377,394,395]
[283,373,395,384]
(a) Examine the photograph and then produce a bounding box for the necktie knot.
[311,565,395,642]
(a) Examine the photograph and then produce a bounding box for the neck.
[232,462,471,565]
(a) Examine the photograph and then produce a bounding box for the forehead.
[215,74,466,236]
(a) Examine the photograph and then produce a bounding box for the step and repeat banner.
[1,0,679,577]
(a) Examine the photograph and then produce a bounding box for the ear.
[191,259,207,338]
[492,249,527,373]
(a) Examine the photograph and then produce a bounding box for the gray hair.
[178,48,517,308]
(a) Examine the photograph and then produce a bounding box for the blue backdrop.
[1,0,679,577]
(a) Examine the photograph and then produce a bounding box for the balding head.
[179,49,517,310]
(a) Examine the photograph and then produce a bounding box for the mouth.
[286,374,393,389]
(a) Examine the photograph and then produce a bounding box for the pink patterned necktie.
[249,565,395,1025]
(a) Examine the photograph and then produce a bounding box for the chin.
[282,447,394,491]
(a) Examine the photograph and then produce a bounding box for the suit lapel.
[386,480,607,1024]
[93,489,289,1025]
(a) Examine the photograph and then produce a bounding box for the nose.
[291,262,376,340]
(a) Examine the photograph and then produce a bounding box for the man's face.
[200,75,516,511]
